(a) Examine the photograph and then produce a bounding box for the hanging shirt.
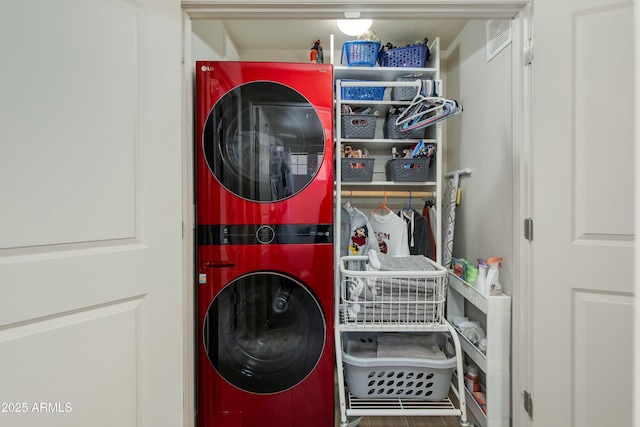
[368,210,410,256]
[344,202,375,256]
[399,207,431,258]
[422,202,437,261]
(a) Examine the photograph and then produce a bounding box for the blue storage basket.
[341,41,381,67]
[378,44,429,68]
[341,80,385,101]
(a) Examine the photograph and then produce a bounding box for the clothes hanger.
[372,190,393,215]
[397,99,462,132]
[401,190,414,212]
[395,96,446,127]
[395,96,462,132]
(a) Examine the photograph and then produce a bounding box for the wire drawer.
[339,255,447,327]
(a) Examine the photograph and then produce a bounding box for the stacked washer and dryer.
[195,62,335,427]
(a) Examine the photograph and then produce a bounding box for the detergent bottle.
[475,258,488,295]
[486,257,503,296]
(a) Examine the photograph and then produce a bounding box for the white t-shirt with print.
[368,210,410,256]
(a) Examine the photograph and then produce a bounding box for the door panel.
[532,0,634,425]
[0,1,183,426]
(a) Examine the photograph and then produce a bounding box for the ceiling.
[214,19,469,52]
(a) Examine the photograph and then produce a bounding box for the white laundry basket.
[342,331,456,400]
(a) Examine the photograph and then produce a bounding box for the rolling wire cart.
[335,255,474,427]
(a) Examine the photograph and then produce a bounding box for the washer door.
[204,272,326,394]
[202,81,325,202]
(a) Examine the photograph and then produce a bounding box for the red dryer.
[195,61,334,427]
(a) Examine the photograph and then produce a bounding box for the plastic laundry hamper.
[341,331,456,400]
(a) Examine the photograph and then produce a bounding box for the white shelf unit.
[447,273,512,427]
[333,38,475,427]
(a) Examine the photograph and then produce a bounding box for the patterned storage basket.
[385,157,431,182]
[341,158,375,182]
[391,74,434,101]
[341,41,381,67]
[384,114,425,139]
[341,81,386,101]
[379,44,430,68]
[341,114,377,139]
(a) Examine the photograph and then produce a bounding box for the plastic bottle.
[486,256,504,296]
[475,258,488,295]
[465,364,480,392]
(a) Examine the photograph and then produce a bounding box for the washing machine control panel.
[198,224,333,245]
[256,225,276,244]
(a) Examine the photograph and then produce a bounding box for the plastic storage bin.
[341,81,386,101]
[391,74,434,101]
[341,114,377,139]
[384,114,426,139]
[342,331,456,400]
[379,44,430,68]
[385,157,431,182]
[341,158,375,182]
[342,41,381,67]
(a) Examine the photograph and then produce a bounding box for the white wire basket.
[339,254,447,327]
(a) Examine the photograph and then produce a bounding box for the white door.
[0,1,184,426]
[531,0,635,425]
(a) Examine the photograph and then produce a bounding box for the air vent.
[486,20,512,62]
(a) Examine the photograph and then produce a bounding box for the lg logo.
[201,65,214,72]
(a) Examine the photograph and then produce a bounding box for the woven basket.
[385,157,431,182]
[384,114,425,139]
[341,158,375,182]
[341,114,377,139]
[378,44,430,68]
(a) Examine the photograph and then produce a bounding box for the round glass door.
[202,81,326,202]
[204,272,326,394]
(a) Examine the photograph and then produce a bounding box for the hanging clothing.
[398,207,431,258]
[368,210,410,256]
[343,202,375,256]
[421,202,437,261]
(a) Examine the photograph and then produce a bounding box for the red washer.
[195,62,334,427]
[197,244,334,427]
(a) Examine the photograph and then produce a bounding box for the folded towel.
[376,333,446,360]
[368,250,436,272]
[346,340,377,358]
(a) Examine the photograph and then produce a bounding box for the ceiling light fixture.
[337,12,372,36]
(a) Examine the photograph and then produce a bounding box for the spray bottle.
[310,40,324,63]
[475,258,488,295]
[486,257,503,296]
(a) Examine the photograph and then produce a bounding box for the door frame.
[180,2,533,427]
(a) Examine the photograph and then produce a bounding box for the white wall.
[191,20,238,60]
[444,20,513,295]
[237,48,310,62]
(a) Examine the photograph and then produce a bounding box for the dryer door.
[204,271,326,394]
[202,81,325,202]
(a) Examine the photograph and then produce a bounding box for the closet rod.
[339,190,435,198]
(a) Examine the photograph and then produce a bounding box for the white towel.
[347,340,377,358]
[376,333,446,360]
